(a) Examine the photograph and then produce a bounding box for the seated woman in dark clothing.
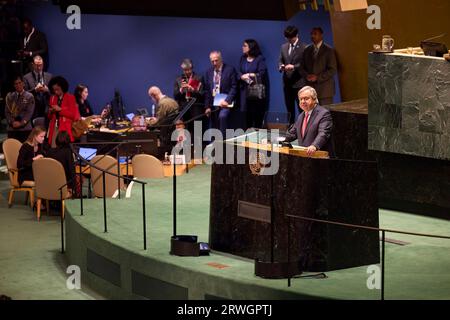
[46,131,76,191]
[74,84,94,118]
[17,126,46,185]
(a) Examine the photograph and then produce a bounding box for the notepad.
[213,93,234,108]
[169,154,186,165]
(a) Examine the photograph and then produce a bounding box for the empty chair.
[90,155,124,198]
[32,117,46,128]
[2,138,35,208]
[32,158,70,221]
[132,154,165,179]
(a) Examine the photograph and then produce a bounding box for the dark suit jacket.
[285,104,333,155]
[278,41,306,88]
[204,63,238,109]
[23,71,53,118]
[77,99,94,117]
[23,71,53,93]
[173,72,205,106]
[301,43,337,99]
[238,55,269,112]
[23,29,48,59]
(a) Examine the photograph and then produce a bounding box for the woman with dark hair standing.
[47,76,80,146]
[238,39,269,129]
[74,84,94,118]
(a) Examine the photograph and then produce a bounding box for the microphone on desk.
[281,141,293,148]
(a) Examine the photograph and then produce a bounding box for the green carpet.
[63,165,450,300]
[0,180,103,300]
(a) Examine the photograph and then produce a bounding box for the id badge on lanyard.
[213,85,220,97]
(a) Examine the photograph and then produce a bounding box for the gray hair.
[180,58,193,69]
[33,55,43,63]
[209,50,222,60]
[298,86,319,104]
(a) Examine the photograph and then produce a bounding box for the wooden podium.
[209,140,380,275]
[240,141,329,159]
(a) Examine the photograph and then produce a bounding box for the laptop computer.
[78,147,97,160]
[126,113,135,121]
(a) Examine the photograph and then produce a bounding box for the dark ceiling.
[55,0,303,21]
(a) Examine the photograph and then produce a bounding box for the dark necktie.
[302,113,310,138]
[37,73,42,84]
[314,46,319,59]
[289,44,294,56]
[214,70,221,93]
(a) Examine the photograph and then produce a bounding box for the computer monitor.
[78,147,97,160]
[136,108,148,116]
[262,111,291,132]
[110,89,126,120]
[421,41,448,57]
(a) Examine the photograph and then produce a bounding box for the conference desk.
[240,141,329,159]
[80,129,161,158]
[76,161,196,177]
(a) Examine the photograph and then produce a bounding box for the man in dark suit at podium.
[285,86,333,157]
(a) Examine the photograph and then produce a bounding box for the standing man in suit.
[301,27,337,106]
[17,18,49,72]
[204,51,238,138]
[285,86,333,157]
[23,55,52,121]
[279,25,306,125]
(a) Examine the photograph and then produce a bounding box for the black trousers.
[183,103,206,138]
[283,85,300,125]
[246,99,266,130]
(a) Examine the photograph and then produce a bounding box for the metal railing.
[58,141,149,253]
[56,105,216,254]
[285,214,450,300]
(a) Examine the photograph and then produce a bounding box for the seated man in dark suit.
[285,86,333,157]
[204,51,238,138]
